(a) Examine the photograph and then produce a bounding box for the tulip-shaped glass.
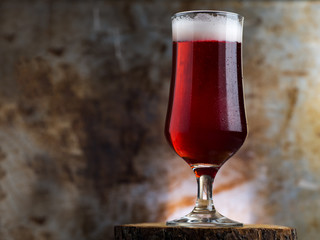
[165,10,247,227]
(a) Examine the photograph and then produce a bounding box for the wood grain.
[114,223,297,240]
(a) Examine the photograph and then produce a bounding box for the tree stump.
[114,223,297,240]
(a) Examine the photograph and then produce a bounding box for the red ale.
[165,40,247,174]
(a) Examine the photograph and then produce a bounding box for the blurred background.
[0,0,320,239]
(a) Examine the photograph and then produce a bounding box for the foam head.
[172,12,243,42]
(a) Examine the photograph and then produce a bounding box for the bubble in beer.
[172,12,242,42]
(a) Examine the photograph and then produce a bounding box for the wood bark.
[114,223,297,240]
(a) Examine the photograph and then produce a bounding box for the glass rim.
[172,10,244,20]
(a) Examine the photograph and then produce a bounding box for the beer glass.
[165,10,247,226]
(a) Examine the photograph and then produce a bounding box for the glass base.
[166,208,243,227]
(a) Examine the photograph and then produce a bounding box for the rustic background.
[0,0,320,239]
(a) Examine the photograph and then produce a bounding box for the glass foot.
[166,209,243,227]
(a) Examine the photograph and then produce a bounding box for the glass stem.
[194,174,215,213]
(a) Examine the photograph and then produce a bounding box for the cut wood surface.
[114,223,297,240]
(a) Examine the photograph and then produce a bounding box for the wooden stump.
[114,223,297,240]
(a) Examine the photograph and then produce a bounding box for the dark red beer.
[165,40,247,176]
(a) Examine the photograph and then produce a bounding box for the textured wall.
[0,0,320,240]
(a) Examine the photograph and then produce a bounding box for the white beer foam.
[173,13,242,42]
